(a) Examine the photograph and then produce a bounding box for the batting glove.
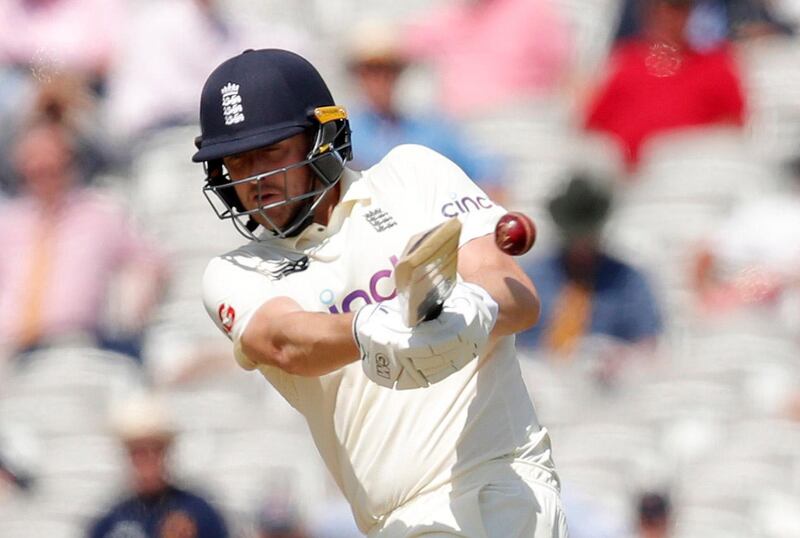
[353,282,498,390]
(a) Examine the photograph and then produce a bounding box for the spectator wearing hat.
[517,175,663,355]
[89,395,228,538]
[346,19,507,203]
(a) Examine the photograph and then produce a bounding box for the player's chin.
[252,208,292,231]
[252,214,284,231]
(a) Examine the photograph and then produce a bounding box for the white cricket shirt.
[202,145,552,532]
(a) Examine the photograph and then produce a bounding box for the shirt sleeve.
[202,254,300,401]
[384,144,507,245]
[202,254,280,370]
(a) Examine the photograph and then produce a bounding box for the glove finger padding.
[354,282,499,390]
[401,282,498,385]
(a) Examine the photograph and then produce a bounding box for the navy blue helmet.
[193,49,352,239]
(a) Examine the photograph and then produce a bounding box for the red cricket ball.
[494,212,536,256]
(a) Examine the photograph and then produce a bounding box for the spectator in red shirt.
[584,0,746,168]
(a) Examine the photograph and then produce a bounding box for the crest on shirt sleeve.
[218,303,236,333]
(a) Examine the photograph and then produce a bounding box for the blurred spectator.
[255,498,308,538]
[585,0,746,168]
[636,492,671,538]
[104,0,309,143]
[402,0,572,116]
[787,391,800,422]
[0,445,34,501]
[692,155,800,323]
[0,118,166,359]
[616,0,795,48]
[0,74,113,195]
[517,175,663,355]
[0,0,125,92]
[346,20,507,202]
[0,425,40,503]
[89,395,228,538]
[31,72,115,178]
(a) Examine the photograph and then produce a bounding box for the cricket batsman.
[194,49,568,537]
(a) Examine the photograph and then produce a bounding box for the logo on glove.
[374,353,391,380]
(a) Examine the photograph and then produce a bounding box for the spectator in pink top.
[403,0,572,116]
[0,118,166,359]
[0,0,125,87]
[104,0,310,143]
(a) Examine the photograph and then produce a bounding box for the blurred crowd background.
[1,0,799,536]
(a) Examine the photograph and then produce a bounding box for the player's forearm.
[468,268,540,337]
[459,235,540,337]
[269,311,360,376]
[241,298,359,376]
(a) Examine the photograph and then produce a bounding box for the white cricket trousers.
[367,458,569,537]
